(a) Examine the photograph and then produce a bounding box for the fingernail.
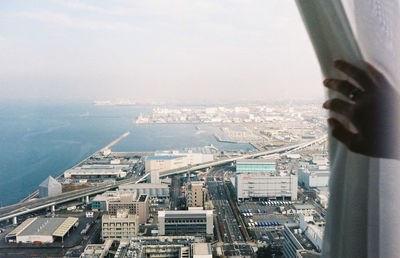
[323,79,330,86]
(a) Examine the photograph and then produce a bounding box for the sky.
[0,0,324,104]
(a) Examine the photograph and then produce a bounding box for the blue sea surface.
[0,101,252,206]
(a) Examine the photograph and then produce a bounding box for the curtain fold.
[297,0,400,257]
[295,1,379,257]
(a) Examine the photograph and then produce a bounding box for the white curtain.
[296,1,400,257]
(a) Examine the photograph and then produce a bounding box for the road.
[207,168,244,243]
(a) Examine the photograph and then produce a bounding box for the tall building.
[102,209,139,240]
[92,192,149,224]
[150,170,160,184]
[186,181,205,208]
[39,176,62,198]
[108,194,149,224]
[158,210,213,237]
[235,159,297,200]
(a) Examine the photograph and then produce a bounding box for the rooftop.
[8,217,78,238]
[146,155,185,160]
[237,159,275,164]
[192,243,212,255]
[119,183,169,189]
[159,210,213,217]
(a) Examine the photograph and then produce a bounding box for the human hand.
[323,60,400,159]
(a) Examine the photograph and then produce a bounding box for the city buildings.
[102,209,139,240]
[38,176,62,198]
[235,159,297,200]
[114,236,199,258]
[185,181,205,208]
[158,210,213,237]
[6,217,78,244]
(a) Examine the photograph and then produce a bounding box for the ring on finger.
[348,87,362,100]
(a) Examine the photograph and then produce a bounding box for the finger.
[323,79,362,99]
[323,98,353,117]
[334,60,374,91]
[328,118,362,152]
[365,62,390,86]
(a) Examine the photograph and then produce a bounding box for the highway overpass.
[0,136,326,223]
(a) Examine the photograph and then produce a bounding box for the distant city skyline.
[0,0,324,103]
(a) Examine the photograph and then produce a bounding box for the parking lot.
[237,201,296,242]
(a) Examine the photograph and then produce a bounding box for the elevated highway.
[0,136,326,223]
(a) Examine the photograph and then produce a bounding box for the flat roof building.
[283,213,324,258]
[80,240,113,258]
[6,217,78,244]
[92,191,149,224]
[102,210,139,240]
[119,236,198,258]
[298,166,330,190]
[192,243,212,258]
[236,159,276,173]
[64,164,129,179]
[235,159,297,200]
[119,183,169,198]
[158,210,213,237]
[186,181,205,208]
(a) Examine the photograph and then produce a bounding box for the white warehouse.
[235,159,297,200]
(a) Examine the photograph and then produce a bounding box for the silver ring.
[348,88,361,100]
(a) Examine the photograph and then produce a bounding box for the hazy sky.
[0,0,324,103]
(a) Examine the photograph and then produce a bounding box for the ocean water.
[0,101,252,206]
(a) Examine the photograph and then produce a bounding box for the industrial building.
[6,217,78,244]
[298,165,330,190]
[145,151,214,173]
[102,210,139,240]
[185,181,205,208]
[64,164,129,179]
[158,210,213,237]
[119,183,170,198]
[235,159,297,200]
[39,176,62,198]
